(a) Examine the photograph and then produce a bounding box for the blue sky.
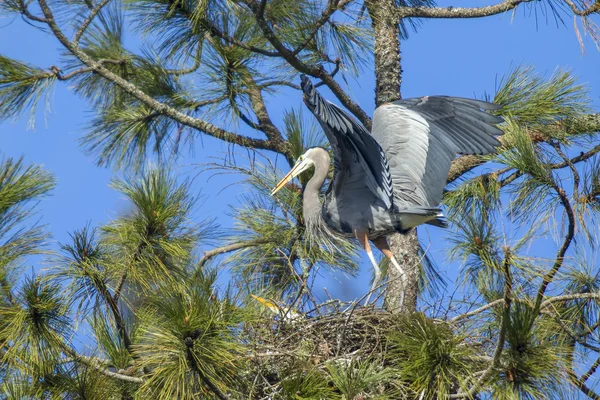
[1,3,600,304]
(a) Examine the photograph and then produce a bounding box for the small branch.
[553,141,581,200]
[257,0,268,18]
[534,184,576,312]
[73,0,112,47]
[65,353,144,384]
[451,250,512,398]
[315,58,341,88]
[205,22,280,57]
[289,0,354,57]
[166,44,203,76]
[581,356,600,384]
[198,240,267,269]
[17,0,48,22]
[189,95,229,110]
[239,0,372,129]
[399,0,532,19]
[450,299,504,323]
[540,292,600,309]
[452,293,600,324]
[240,68,289,153]
[258,80,301,90]
[563,0,600,16]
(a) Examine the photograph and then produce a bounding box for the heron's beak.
[270,158,311,196]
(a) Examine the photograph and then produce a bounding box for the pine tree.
[2,0,600,398]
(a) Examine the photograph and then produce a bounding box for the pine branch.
[447,113,600,184]
[289,0,355,57]
[35,0,285,154]
[451,251,512,398]
[239,0,372,129]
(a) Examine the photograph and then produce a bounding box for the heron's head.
[270,148,324,196]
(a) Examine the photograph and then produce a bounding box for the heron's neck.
[303,158,329,226]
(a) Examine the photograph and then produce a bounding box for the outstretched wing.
[300,75,394,209]
[371,96,503,208]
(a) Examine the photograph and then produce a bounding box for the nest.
[243,303,402,396]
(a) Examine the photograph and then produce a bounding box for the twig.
[62,351,144,384]
[581,356,600,384]
[450,299,505,323]
[73,0,112,47]
[198,240,267,269]
[534,184,576,312]
[552,141,581,200]
[563,0,600,16]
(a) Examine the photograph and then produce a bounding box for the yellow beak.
[270,159,310,196]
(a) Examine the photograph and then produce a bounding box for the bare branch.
[258,80,301,90]
[450,299,504,323]
[64,353,144,384]
[451,293,600,324]
[399,0,532,19]
[534,184,576,311]
[540,292,600,309]
[553,141,581,199]
[563,0,600,16]
[198,240,267,269]
[581,356,600,384]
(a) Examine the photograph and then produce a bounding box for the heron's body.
[271,76,504,304]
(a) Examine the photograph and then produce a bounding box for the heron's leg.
[372,237,406,310]
[354,229,381,305]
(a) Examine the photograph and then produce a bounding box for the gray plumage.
[271,75,503,304]
[298,75,503,239]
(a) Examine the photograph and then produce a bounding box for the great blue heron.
[271,75,503,305]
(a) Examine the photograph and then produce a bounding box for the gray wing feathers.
[372,96,503,208]
[301,75,395,209]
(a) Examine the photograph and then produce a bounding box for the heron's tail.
[425,215,448,228]
[396,207,447,230]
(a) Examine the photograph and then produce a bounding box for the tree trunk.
[366,0,420,313]
[384,229,420,313]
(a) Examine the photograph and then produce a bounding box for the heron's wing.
[300,75,394,209]
[371,96,503,207]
